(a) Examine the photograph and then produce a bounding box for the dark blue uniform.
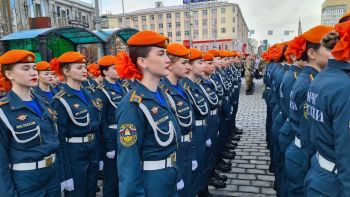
[116,80,181,197]
[32,86,55,103]
[0,91,60,196]
[52,84,102,197]
[160,77,195,197]
[285,66,318,197]
[305,59,350,196]
[198,77,219,190]
[94,79,125,197]
[180,77,209,196]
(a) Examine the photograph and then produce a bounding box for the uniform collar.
[62,83,91,104]
[133,80,162,101]
[302,65,319,76]
[103,78,123,93]
[7,90,48,117]
[327,59,350,71]
[160,77,179,96]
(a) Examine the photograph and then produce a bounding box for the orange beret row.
[0,50,35,65]
[166,43,191,58]
[36,61,51,71]
[203,52,214,61]
[98,55,117,67]
[128,30,169,49]
[189,48,203,60]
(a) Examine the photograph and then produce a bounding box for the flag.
[268,30,273,35]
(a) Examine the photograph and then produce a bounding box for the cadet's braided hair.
[321,32,340,50]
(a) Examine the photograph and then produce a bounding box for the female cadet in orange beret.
[51,51,102,197]
[0,50,60,196]
[32,61,55,102]
[179,48,210,196]
[84,63,103,94]
[158,43,194,197]
[94,55,126,197]
[115,30,182,197]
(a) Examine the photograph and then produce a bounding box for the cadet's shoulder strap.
[0,97,9,106]
[96,83,105,90]
[53,90,66,99]
[129,90,142,103]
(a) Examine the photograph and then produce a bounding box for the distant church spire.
[298,18,303,35]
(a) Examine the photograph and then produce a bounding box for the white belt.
[108,124,118,129]
[181,132,192,142]
[294,136,301,148]
[210,109,217,115]
[142,153,176,171]
[234,85,238,88]
[66,133,95,143]
[195,119,207,126]
[11,154,56,171]
[316,152,337,174]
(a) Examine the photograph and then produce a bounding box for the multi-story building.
[104,1,249,51]
[321,0,350,26]
[3,0,95,33]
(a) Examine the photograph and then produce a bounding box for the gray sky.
[85,0,325,44]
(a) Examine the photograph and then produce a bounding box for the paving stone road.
[209,79,276,197]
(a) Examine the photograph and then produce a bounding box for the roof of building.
[93,28,138,43]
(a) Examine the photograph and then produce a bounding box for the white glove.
[99,160,104,171]
[206,139,212,147]
[64,178,74,191]
[60,181,65,192]
[106,150,115,159]
[176,179,184,190]
[192,160,198,171]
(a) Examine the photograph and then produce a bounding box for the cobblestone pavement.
[209,79,276,197]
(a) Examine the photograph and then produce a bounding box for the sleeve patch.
[119,123,137,147]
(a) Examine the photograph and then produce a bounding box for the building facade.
[1,0,95,35]
[321,0,350,26]
[104,1,249,51]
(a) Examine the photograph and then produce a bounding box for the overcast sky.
[84,0,325,44]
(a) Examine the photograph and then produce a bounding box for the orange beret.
[332,20,350,61]
[166,43,190,58]
[127,30,169,49]
[339,12,350,23]
[219,50,229,57]
[303,25,334,44]
[57,51,86,64]
[98,55,117,67]
[87,63,101,78]
[188,48,203,60]
[36,61,51,71]
[203,52,214,61]
[0,50,35,65]
[208,50,220,57]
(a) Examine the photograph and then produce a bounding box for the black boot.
[208,178,226,188]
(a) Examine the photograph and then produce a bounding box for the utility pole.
[188,2,193,48]
[95,0,103,57]
[122,0,125,28]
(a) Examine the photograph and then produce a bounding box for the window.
[193,11,198,17]
[118,18,123,23]
[158,14,163,19]
[176,31,181,37]
[142,16,146,22]
[167,23,172,28]
[175,12,180,18]
[202,10,207,16]
[185,31,190,36]
[233,17,236,23]
[232,27,235,32]
[176,22,180,27]
[142,25,147,30]
[194,20,198,26]
[168,32,172,37]
[221,28,226,33]
[57,6,61,17]
[211,8,217,15]
[194,30,199,35]
[221,17,226,24]
[185,12,189,17]
[67,9,70,19]
[232,6,236,13]
[159,23,163,28]
[150,15,155,21]
[150,24,155,30]
[203,29,208,35]
[133,16,138,22]
[185,21,190,28]
[221,8,226,14]
[202,19,207,26]
[167,13,171,19]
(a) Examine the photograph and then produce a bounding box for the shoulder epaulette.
[96,83,105,90]
[53,90,66,99]
[195,78,201,84]
[183,83,190,91]
[129,90,142,103]
[122,81,130,88]
[0,97,9,106]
